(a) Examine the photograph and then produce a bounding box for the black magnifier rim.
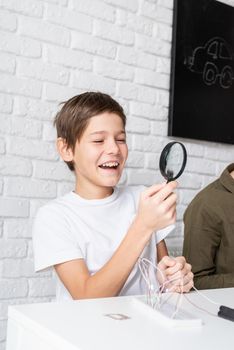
[159,141,187,181]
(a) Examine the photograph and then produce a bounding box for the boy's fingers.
[158,255,176,270]
[142,183,166,198]
[152,181,178,203]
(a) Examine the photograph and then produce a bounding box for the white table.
[6,288,234,350]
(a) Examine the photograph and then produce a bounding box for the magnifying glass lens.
[159,142,187,182]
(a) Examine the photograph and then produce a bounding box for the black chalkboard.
[169,0,234,145]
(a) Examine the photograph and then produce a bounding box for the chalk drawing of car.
[188,37,234,88]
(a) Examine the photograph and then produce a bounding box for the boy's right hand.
[135,181,177,234]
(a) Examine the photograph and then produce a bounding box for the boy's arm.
[55,181,178,299]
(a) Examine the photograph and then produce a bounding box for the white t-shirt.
[33,186,174,301]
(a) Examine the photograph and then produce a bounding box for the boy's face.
[68,112,128,199]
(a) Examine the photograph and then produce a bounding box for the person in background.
[183,163,234,289]
[33,91,193,301]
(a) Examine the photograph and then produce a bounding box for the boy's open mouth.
[99,161,119,169]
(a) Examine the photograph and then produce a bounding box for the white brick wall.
[1,0,234,347]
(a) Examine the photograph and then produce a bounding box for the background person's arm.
[194,272,234,289]
[182,202,226,289]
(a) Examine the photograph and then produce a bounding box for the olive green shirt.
[183,163,234,289]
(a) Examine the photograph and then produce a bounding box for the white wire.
[137,257,222,320]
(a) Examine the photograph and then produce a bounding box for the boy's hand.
[157,256,194,293]
[135,181,178,234]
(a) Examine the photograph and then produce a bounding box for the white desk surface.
[6,288,234,350]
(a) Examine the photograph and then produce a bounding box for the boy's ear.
[56,137,74,161]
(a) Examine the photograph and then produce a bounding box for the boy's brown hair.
[54,91,126,171]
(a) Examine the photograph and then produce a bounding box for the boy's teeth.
[102,162,119,167]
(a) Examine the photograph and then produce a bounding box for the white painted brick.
[0,94,13,113]
[126,151,145,168]
[116,82,138,100]
[14,97,56,121]
[154,23,172,42]
[43,0,67,4]
[205,144,234,162]
[127,169,156,185]
[0,155,32,176]
[156,89,170,106]
[44,83,78,102]
[0,73,42,98]
[71,71,116,96]
[140,3,173,24]
[137,86,156,104]
[186,157,216,175]
[145,153,159,170]
[0,239,27,258]
[8,137,58,160]
[127,13,153,36]
[118,46,156,70]
[1,259,34,278]
[30,199,50,218]
[135,68,170,89]
[179,188,199,206]
[42,122,56,141]
[0,115,42,139]
[0,139,5,154]
[0,52,15,74]
[0,302,8,320]
[185,142,204,157]
[156,56,171,74]
[19,16,70,47]
[0,320,6,342]
[116,9,128,26]
[45,45,92,70]
[45,3,92,32]
[158,0,173,9]
[17,57,70,85]
[0,10,17,32]
[57,182,75,196]
[104,0,138,12]
[126,116,150,134]
[4,219,33,238]
[0,0,43,17]
[133,134,165,153]
[94,20,134,45]
[130,101,168,121]
[71,32,117,59]
[136,33,171,57]
[5,178,57,198]
[29,277,55,297]
[94,57,134,81]
[34,160,74,181]
[71,0,115,22]
[0,198,29,217]
[151,120,167,136]
[0,279,28,298]
[0,32,42,58]
[179,173,203,190]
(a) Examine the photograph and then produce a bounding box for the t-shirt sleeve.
[156,224,175,243]
[32,205,84,272]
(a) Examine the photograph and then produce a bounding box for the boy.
[33,92,193,301]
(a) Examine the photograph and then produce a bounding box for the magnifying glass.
[159,141,187,182]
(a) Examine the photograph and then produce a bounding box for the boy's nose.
[106,140,120,154]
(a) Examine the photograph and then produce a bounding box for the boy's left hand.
[157,256,194,293]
